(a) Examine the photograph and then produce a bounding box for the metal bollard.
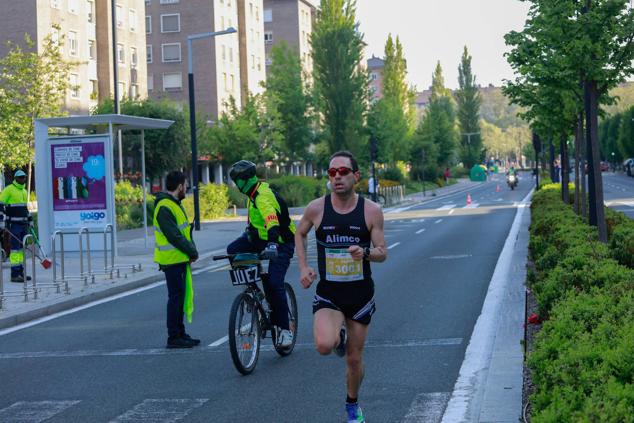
[104,224,115,278]
[78,227,91,285]
[22,234,37,300]
[51,231,70,294]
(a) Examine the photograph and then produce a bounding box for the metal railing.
[378,185,405,206]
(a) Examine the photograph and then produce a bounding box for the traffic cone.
[467,194,472,205]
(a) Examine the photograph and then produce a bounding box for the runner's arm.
[367,202,387,263]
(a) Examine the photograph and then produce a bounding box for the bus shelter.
[34,115,174,255]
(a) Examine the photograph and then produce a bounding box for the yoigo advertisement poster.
[50,139,109,229]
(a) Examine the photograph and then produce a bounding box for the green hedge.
[182,183,230,221]
[528,183,634,421]
[268,176,327,207]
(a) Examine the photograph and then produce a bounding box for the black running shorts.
[312,279,376,325]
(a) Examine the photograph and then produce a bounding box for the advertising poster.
[50,140,109,229]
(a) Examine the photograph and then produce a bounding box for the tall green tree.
[0,30,74,172]
[311,0,368,157]
[265,42,313,162]
[367,35,412,165]
[417,62,457,168]
[455,46,482,168]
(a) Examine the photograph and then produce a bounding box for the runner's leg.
[345,319,369,399]
[313,308,345,355]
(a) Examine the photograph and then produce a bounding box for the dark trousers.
[227,233,294,330]
[163,262,187,339]
[9,223,27,278]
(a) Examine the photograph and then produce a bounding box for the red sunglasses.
[327,167,354,177]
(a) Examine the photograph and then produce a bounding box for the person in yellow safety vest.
[153,171,200,349]
[0,170,31,283]
[227,160,296,349]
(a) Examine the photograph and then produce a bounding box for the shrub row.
[528,183,634,421]
[268,176,327,208]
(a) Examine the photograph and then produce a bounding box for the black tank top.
[316,194,372,282]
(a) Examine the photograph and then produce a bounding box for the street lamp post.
[462,132,480,168]
[187,27,237,231]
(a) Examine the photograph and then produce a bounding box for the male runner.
[295,151,387,423]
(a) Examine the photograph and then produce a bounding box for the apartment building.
[368,55,385,102]
[262,0,315,77]
[0,0,148,115]
[145,0,247,119]
[237,0,266,103]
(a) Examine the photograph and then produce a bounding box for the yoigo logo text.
[80,211,106,221]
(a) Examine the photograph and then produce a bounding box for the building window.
[117,43,125,63]
[160,14,180,32]
[230,74,235,91]
[223,73,228,91]
[161,43,181,62]
[222,45,226,61]
[130,47,138,67]
[51,0,61,9]
[160,0,179,3]
[249,2,253,16]
[251,54,255,69]
[148,74,154,91]
[146,16,152,34]
[90,79,98,99]
[88,40,96,60]
[117,82,125,100]
[255,6,259,21]
[145,0,151,5]
[250,29,254,42]
[129,9,137,32]
[264,31,273,44]
[229,47,233,63]
[51,27,61,51]
[146,45,153,63]
[68,0,79,14]
[70,74,80,98]
[87,0,95,22]
[227,0,231,7]
[116,5,124,28]
[68,31,78,57]
[370,72,378,81]
[263,8,272,22]
[131,84,139,99]
[220,16,225,29]
[257,56,261,71]
[163,72,182,90]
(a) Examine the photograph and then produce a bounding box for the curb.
[0,271,165,331]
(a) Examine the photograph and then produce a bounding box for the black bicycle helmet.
[229,160,256,182]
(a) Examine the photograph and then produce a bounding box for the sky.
[353,0,531,91]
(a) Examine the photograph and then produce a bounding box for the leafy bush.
[115,181,144,204]
[268,176,326,207]
[227,185,247,208]
[379,167,405,183]
[610,220,634,268]
[182,183,229,220]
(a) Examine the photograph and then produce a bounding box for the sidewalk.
[0,178,484,330]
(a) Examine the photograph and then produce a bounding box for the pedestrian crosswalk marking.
[437,204,456,210]
[110,399,209,423]
[0,400,80,423]
[464,203,479,209]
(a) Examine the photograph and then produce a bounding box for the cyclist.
[295,151,387,423]
[227,160,296,348]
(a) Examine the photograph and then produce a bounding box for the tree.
[456,46,482,168]
[419,62,457,168]
[311,0,368,157]
[367,35,412,165]
[93,98,190,180]
[265,42,313,162]
[0,30,74,173]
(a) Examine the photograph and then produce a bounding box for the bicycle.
[212,252,298,375]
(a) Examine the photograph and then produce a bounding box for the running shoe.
[276,328,293,348]
[334,326,347,357]
[346,403,365,423]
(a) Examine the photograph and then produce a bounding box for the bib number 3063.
[325,248,363,282]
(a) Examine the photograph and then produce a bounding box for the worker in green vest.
[0,170,31,282]
[153,171,199,349]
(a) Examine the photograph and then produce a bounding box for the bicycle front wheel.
[273,283,298,356]
[228,293,261,375]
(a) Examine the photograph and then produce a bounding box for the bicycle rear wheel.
[273,283,298,356]
[228,293,261,375]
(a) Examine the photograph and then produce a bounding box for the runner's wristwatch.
[363,247,371,260]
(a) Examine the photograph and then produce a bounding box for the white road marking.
[110,399,208,423]
[437,204,456,210]
[464,203,479,209]
[441,189,533,423]
[388,242,401,250]
[191,263,227,275]
[416,228,426,234]
[0,401,81,423]
[208,323,252,347]
[402,392,451,423]
[435,219,443,224]
[429,254,472,260]
[449,209,455,215]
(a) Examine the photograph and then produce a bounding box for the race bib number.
[325,248,363,282]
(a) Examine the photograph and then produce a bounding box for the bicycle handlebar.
[212,252,269,261]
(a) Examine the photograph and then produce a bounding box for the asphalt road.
[0,174,532,423]
[602,172,634,218]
